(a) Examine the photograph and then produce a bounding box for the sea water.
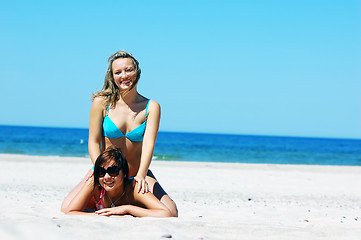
[0,125,360,166]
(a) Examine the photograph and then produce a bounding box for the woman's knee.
[160,195,178,217]
[145,170,178,217]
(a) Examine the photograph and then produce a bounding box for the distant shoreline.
[1,153,361,169]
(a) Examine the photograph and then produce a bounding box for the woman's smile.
[103,180,115,187]
[112,58,137,90]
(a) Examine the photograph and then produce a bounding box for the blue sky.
[0,0,360,139]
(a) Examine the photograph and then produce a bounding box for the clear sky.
[0,0,360,139]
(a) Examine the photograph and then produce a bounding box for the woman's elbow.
[62,208,82,215]
[62,208,72,215]
[61,205,80,215]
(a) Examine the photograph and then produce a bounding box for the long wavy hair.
[91,50,141,107]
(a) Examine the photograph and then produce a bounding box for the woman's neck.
[118,88,141,105]
[118,89,144,106]
[107,183,126,200]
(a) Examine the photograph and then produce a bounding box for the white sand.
[0,154,360,240]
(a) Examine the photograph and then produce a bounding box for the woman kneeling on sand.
[63,148,172,217]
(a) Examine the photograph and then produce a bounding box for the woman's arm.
[96,203,171,218]
[96,185,171,218]
[63,177,96,215]
[88,97,105,164]
[134,100,161,193]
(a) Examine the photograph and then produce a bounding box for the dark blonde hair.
[91,50,141,106]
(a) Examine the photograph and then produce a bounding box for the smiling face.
[93,148,129,192]
[99,160,126,192]
[112,58,137,92]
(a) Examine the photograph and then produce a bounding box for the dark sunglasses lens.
[107,166,119,177]
[99,167,106,177]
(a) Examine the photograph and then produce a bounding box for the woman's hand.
[133,175,149,194]
[95,206,128,216]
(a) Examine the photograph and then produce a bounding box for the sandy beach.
[0,154,360,239]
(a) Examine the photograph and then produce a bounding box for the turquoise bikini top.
[103,100,150,142]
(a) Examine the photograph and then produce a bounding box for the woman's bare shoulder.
[93,96,107,104]
[148,99,160,111]
[92,96,107,109]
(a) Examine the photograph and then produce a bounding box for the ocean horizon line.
[0,124,360,141]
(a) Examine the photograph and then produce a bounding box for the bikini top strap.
[145,100,150,118]
[99,188,106,199]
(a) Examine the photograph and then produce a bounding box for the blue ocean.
[0,125,360,166]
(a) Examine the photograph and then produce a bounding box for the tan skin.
[62,58,178,217]
[63,160,171,217]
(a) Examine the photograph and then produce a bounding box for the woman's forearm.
[138,143,153,177]
[88,141,102,165]
[137,100,160,178]
[138,133,158,179]
[65,211,97,216]
[124,205,172,218]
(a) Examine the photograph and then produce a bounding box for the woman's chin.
[116,82,132,91]
[119,86,131,92]
[102,182,116,190]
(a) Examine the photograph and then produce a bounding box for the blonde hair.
[91,50,141,106]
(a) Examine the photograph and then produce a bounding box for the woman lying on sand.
[63,148,172,217]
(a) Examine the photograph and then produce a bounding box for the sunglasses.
[99,165,121,177]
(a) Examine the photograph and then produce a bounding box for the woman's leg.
[61,168,94,212]
[146,170,178,217]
